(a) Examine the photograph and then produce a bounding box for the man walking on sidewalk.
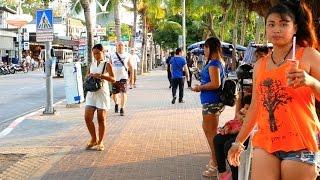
[110,41,133,116]
[170,48,189,104]
[129,48,140,88]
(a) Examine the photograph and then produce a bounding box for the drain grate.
[0,153,26,174]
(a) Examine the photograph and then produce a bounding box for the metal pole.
[182,0,186,54]
[18,28,22,64]
[43,41,55,114]
[18,1,22,64]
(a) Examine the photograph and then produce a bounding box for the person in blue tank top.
[191,37,225,177]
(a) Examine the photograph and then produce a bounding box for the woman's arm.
[302,48,320,101]
[227,60,261,166]
[198,66,221,90]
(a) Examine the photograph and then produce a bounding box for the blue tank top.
[200,59,225,104]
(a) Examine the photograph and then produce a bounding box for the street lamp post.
[5,0,32,63]
[182,0,186,54]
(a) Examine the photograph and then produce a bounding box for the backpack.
[219,78,237,107]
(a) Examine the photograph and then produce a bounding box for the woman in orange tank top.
[228,1,320,180]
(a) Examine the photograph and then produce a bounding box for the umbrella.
[190,47,204,55]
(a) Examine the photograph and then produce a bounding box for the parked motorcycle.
[7,64,15,74]
[0,65,9,75]
[12,63,28,73]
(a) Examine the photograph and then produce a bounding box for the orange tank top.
[252,48,320,153]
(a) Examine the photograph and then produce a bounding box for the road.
[0,71,65,131]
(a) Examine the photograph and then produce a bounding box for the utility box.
[63,62,84,105]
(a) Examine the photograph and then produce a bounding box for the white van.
[40,49,74,76]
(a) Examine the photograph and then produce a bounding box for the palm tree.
[76,0,94,64]
[131,0,137,48]
[114,0,121,41]
[71,0,113,65]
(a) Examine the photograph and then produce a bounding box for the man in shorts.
[110,41,133,116]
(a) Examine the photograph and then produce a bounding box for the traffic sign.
[23,42,29,50]
[36,9,53,42]
[94,28,106,36]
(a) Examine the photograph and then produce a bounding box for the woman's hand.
[220,124,230,135]
[191,85,201,92]
[287,69,314,88]
[90,73,102,79]
[227,142,245,167]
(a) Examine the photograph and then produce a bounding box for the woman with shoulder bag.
[85,44,115,151]
[192,37,226,177]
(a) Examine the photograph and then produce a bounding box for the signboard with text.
[36,9,54,42]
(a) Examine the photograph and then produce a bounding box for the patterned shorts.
[112,79,127,94]
[202,103,225,116]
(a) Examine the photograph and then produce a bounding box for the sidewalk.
[0,69,235,180]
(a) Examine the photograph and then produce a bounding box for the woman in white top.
[85,44,115,151]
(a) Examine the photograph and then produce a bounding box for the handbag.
[83,62,107,92]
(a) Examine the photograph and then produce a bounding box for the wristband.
[231,141,245,150]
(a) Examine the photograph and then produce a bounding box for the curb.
[0,99,65,139]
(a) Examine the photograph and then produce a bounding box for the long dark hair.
[204,37,223,62]
[266,1,318,49]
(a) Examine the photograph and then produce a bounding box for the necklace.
[271,45,293,67]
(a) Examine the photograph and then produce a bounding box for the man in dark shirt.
[166,51,174,88]
[169,48,190,104]
[186,52,194,88]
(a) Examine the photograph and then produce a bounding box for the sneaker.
[115,104,119,113]
[171,97,176,104]
[179,100,185,103]
[218,171,232,180]
[120,108,124,116]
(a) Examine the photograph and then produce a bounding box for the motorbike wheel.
[9,68,15,74]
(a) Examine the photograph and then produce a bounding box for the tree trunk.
[269,112,278,132]
[80,0,93,66]
[240,3,247,45]
[232,7,239,70]
[140,12,147,74]
[114,0,121,41]
[131,0,137,48]
[208,13,217,38]
[255,16,263,44]
[220,2,232,42]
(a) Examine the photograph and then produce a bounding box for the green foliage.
[153,20,182,49]
[121,23,132,39]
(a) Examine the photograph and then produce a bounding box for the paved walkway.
[0,69,235,180]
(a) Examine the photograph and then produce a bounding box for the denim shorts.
[202,103,225,116]
[272,149,318,165]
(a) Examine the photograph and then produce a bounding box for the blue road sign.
[36,9,53,32]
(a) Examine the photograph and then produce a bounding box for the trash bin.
[63,62,84,105]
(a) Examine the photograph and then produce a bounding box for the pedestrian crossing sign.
[36,9,53,32]
[36,9,53,42]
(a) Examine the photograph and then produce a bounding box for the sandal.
[86,141,98,150]
[96,143,105,151]
[202,166,217,177]
[205,159,215,170]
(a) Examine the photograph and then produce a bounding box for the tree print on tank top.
[259,78,292,132]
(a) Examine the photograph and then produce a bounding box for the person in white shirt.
[130,48,140,88]
[25,53,32,70]
[110,41,133,116]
